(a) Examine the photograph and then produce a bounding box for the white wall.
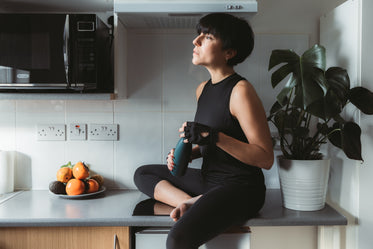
[251,0,346,46]
[320,0,373,249]
[320,1,359,248]
[359,0,373,248]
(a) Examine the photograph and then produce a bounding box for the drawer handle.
[113,234,118,249]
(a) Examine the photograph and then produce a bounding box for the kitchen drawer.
[0,226,129,249]
[135,227,250,249]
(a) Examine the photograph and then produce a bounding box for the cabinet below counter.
[0,226,129,249]
[0,189,346,227]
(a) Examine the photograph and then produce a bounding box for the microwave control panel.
[69,14,97,86]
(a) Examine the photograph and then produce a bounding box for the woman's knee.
[133,164,169,198]
[133,165,147,183]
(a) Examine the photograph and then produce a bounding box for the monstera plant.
[268,44,373,161]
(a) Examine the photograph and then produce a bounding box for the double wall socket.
[88,124,119,141]
[37,124,66,141]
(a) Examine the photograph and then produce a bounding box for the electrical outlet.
[69,123,87,140]
[37,124,66,141]
[88,124,119,141]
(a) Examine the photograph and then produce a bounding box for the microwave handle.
[63,15,70,85]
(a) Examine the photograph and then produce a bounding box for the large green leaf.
[299,68,326,109]
[302,45,326,70]
[348,87,373,114]
[304,67,349,120]
[268,49,299,71]
[308,83,347,120]
[306,96,327,120]
[324,67,350,118]
[324,90,343,118]
[277,75,296,106]
[269,101,283,115]
[269,50,299,88]
[342,122,362,161]
[325,67,350,104]
[298,45,327,108]
[328,122,342,149]
[328,121,362,160]
[268,44,327,110]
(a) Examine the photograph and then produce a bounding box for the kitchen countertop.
[0,189,347,227]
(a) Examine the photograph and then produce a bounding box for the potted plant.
[267,44,373,211]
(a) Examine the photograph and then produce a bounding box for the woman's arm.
[191,145,202,160]
[187,80,208,162]
[196,80,208,100]
[216,80,274,170]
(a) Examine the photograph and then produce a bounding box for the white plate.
[50,186,106,199]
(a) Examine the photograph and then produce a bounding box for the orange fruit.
[56,167,73,183]
[65,179,85,196]
[72,161,89,180]
[90,174,104,187]
[86,179,100,193]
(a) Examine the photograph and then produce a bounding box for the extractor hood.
[114,0,257,29]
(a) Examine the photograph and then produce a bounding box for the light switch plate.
[69,123,87,140]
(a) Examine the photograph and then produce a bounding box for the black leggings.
[134,164,266,249]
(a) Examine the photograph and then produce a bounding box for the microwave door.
[0,14,68,89]
[63,15,70,86]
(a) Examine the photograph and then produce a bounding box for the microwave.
[0,14,114,93]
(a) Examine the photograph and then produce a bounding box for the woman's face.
[192,32,228,68]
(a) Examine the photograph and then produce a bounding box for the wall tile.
[114,111,162,189]
[16,100,65,113]
[162,33,209,112]
[15,105,66,190]
[115,33,163,112]
[66,100,113,113]
[66,112,114,125]
[0,100,16,150]
[0,100,16,112]
[234,36,262,92]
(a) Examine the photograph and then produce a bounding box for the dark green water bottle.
[171,138,192,177]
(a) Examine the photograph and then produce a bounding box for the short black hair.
[196,13,254,66]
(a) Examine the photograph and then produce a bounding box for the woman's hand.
[181,121,217,145]
[166,148,175,171]
[178,122,187,141]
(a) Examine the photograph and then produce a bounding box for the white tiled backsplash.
[0,32,308,190]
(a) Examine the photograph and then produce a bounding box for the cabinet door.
[0,226,129,249]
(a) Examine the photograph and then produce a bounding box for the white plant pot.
[277,156,330,211]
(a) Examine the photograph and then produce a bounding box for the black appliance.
[0,14,114,93]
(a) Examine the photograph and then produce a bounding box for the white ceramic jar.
[0,151,14,194]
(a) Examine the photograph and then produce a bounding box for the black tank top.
[194,73,264,186]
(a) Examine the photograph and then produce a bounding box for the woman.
[134,13,274,249]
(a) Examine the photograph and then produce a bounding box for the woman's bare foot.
[170,195,202,221]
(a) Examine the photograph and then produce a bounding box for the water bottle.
[171,138,192,177]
